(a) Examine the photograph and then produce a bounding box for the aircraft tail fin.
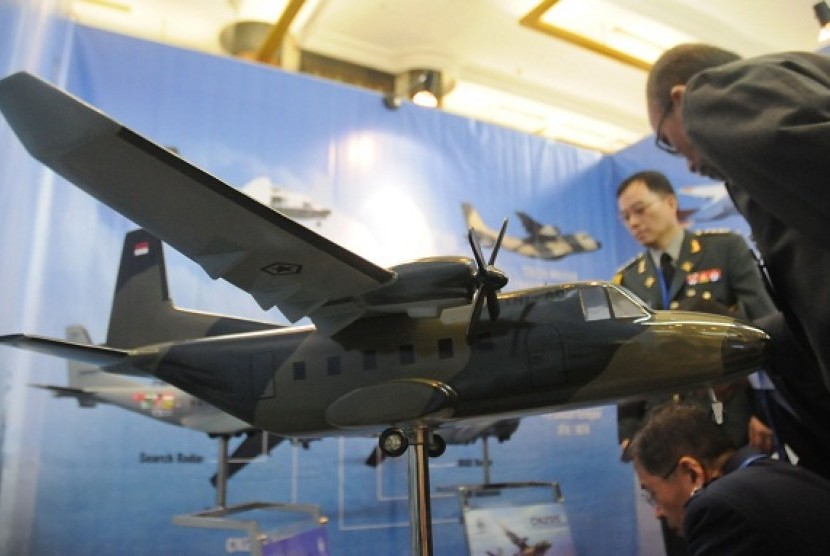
[460,203,496,247]
[461,202,487,231]
[106,229,276,348]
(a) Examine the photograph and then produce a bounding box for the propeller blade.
[489,218,509,265]
[486,289,500,321]
[466,287,486,344]
[468,227,486,269]
[466,219,509,343]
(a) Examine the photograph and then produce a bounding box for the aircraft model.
[0,72,770,461]
[462,203,600,261]
[678,183,739,223]
[33,325,291,487]
[240,176,331,224]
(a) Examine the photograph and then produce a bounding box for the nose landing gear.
[378,427,446,459]
[376,424,445,556]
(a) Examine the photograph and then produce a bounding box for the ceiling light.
[521,0,696,70]
[409,70,441,107]
[383,69,444,110]
[219,20,272,56]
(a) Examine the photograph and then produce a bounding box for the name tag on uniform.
[686,269,721,285]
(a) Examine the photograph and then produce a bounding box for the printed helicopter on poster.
[0,72,769,459]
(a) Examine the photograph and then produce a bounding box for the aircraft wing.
[0,72,396,331]
[516,211,543,236]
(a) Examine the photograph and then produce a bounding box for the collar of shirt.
[648,230,684,269]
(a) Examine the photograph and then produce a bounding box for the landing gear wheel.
[427,433,446,458]
[379,428,408,457]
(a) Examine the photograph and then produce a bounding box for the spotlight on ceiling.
[219,20,272,57]
[383,69,444,110]
[409,69,441,107]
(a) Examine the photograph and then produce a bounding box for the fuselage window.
[293,361,306,380]
[327,355,341,375]
[580,285,611,321]
[400,344,415,365]
[362,350,378,371]
[438,338,453,359]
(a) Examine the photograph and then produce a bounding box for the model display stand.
[453,481,576,556]
[173,501,328,556]
[173,435,329,556]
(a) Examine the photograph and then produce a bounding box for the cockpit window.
[608,287,649,319]
[580,285,649,321]
[580,285,611,321]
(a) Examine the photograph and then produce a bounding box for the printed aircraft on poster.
[462,203,601,261]
[240,176,331,224]
[678,183,738,223]
[0,72,770,458]
[32,325,288,485]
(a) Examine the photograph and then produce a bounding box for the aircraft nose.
[722,322,771,373]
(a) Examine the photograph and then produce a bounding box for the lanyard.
[657,267,671,309]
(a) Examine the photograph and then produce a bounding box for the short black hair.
[647,44,741,111]
[626,402,735,476]
[616,170,675,198]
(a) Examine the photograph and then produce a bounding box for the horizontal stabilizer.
[29,384,97,407]
[0,334,129,366]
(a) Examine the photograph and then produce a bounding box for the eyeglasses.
[641,460,680,507]
[619,197,661,222]
[654,101,679,156]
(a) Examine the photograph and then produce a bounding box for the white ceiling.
[68,0,825,152]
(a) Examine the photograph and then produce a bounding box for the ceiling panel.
[68,0,825,152]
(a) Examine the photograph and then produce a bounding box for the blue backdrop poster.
[0,6,750,555]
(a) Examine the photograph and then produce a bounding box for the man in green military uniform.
[613,170,777,556]
[613,171,774,315]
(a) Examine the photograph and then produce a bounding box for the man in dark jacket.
[645,44,830,396]
[628,402,830,555]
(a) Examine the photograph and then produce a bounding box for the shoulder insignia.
[690,238,701,254]
[615,253,645,275]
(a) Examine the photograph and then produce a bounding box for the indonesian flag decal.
[134,241,150,256]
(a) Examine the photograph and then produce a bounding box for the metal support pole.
[216,435,229,508]
[408,424,433,556]
[482,435,491,485]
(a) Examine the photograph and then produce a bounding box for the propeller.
[466,219,509,343]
